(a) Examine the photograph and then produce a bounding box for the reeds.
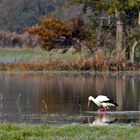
[0,58,138,71]
[0,49,139,71]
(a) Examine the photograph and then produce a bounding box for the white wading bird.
[88,95,118,111]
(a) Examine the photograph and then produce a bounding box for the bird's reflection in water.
[88,113,117,126]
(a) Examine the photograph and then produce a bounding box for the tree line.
[0,0,78,32]
[0,0,140,63]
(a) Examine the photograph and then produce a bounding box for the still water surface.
[0,71,139,124]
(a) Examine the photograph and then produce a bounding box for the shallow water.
[0,71,139,124]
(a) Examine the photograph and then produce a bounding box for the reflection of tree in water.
[95,75,107,95]
[129,76,140,111]
[1,72,139,115]
[116,74,140,111]
[116,78,126,111]
[37,73,140,113]
[38,74,92,114]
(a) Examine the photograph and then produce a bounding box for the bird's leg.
[103,107,110,113]
[98,107,109,112]
[97,108,107,115]
[105,107,109,111]
[98,108,105,111]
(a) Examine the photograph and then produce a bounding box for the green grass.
[0,124,139,140]
[0,49,48,58]
[0,49,83,63]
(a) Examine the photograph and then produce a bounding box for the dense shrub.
[26,16,89,51]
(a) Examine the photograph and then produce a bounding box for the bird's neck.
[91,96,101,106]
[90,96,95,102]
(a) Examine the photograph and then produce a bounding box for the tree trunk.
[115,10,123,61]
[116,78,126,111]
[97,18,103,47]
[130,41,138,63]
[138,11,140,25]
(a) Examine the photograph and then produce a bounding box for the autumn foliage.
[26,16,88,51]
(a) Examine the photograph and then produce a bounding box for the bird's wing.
[96,95,110,102]
[102,100,118,106]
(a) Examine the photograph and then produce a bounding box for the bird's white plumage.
[95,95,110,102]
[88,95,118,109]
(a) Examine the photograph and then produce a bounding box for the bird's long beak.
[88,100,90,107]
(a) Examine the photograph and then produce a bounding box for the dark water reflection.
[0,71,139,124]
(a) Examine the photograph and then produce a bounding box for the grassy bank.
[0,49,139,71]
[0,123,139,140]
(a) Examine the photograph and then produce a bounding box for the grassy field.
[0,49,83,61]
[0,123,139,140]
[0,49,84,65]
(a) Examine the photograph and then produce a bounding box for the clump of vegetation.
[26,16,89,51]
